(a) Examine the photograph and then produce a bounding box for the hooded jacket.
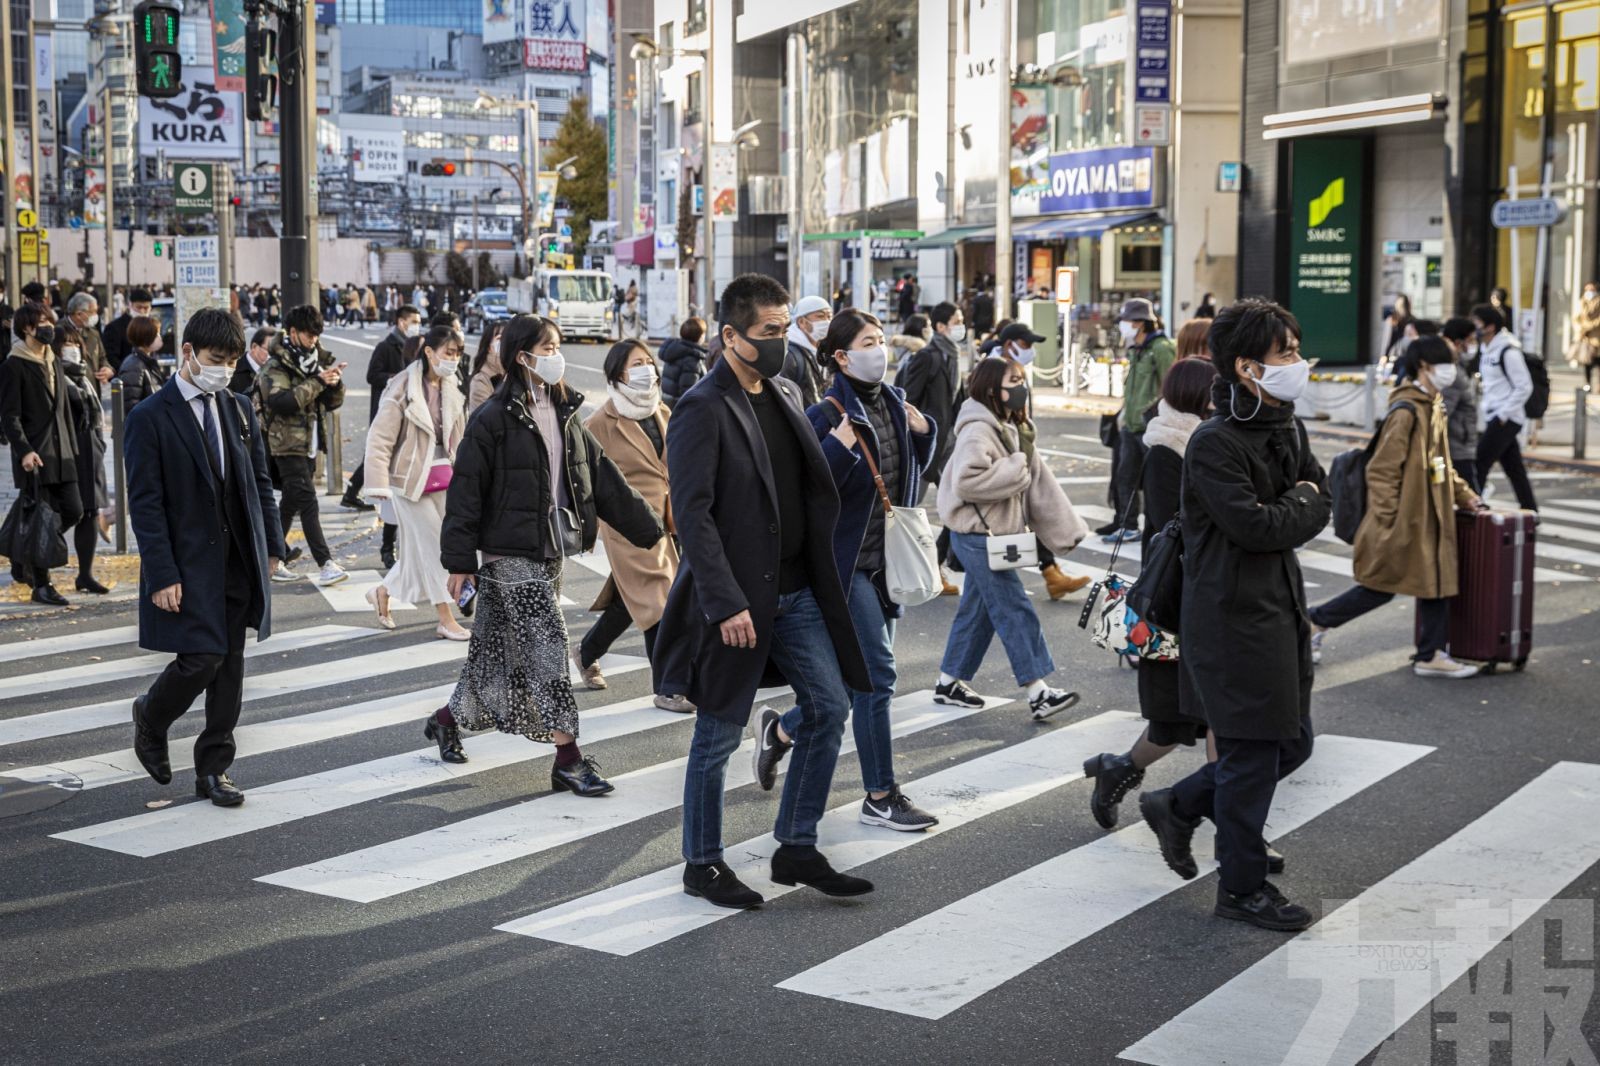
[1478,328,1533,426]
[257,335,345,459]
[658,336,707,405]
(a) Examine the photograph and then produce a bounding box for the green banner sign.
[1288,137,1368,366]
[210,0,247,93]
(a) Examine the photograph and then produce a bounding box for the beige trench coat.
[583,399,679,630]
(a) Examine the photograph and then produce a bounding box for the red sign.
[523,38,586,71]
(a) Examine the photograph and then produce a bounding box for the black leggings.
[579,599,657,669]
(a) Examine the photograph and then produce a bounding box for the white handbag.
[982,529,1037,571]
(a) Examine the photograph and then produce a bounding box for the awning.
[1012,211,1157,242]
[912,224,995,249]
[616,233,655,268]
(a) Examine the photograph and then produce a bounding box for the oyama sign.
[138,82,244,160]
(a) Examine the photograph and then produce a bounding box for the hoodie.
[1477,328,1533,426]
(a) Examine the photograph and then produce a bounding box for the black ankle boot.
[423,711,467,763]
[1084,752,1145,830]
[1139,788,1200,880]
[770,845,873,897]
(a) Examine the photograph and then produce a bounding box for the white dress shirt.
[174,373,225,480]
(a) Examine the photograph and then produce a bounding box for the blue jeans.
[939,531,1055,686]
[681,586,853,865]
[782,569,897,795]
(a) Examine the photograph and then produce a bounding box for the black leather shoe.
[379,546,396,571]
[770,845,874,897]
[31,584,68,607]
[551,755,614,796]
[423,712,467,763]
[683,861,763,909]
[341,492,375,512]
[284,546,303,565]
[195,773,246,807]
[131,695,172,785]
[1084,752,1144,830]
[1214,881,1313,931]
[1140,788,1200,880]
[75,575,112,595]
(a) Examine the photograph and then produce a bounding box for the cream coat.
[363,359,466,502]
[583,398,679,630]
[936,398,1088,555]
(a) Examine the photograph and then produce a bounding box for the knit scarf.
[786,320,817,354]
[607,381,662,421]
[1141,401,1201,457]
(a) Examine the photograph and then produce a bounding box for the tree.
[547,95,607,256]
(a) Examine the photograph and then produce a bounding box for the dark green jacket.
[256,337,345,458]
[1123,333,1177,435]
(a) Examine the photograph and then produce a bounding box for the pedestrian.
[658,316,707,407]
[1138,298,1328,932]
[1383,293,1413,367]
[1310,336,1486,677]
[102,287,153,368]
[426,313,664,793]
[1470,303,1538,512]
[466,321,505,414]
[1,304,86,605]
[253,287,270,327]
[257,305,349,587]
[899,301,964,491]
[933,353,1088,720]
[116,315,168,417]
[1083,358,1221,829]
[228,326,276,398]
[345,304,421,536]
[1571,281,1600,388]
[63,292,113,541]
[897,273,918,323]
[125,309,285,808]
[51,321,112,595]
[1104,298,1177,544]
[970,280,996,338]
[657,272,873,909]
[621,280,642,340]
[361,322,471,640]
[1175,316,1212,360]
[782,294,832,407]
[753,308,940,831]
[888,312,928,372]
[1196,292,1217,319]
[576,339,694,712]
[1438,317,1482,492]
[362,285,379,324]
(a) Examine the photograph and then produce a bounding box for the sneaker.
[859,786,939,832]
[270,561,299,583]
[751,706,791,791]
[1028,687,1079,720]
[1214,881,1314,931]
[1413,653,1480,679]
[1310,626,1326,665]
[653,693,696,713]
[316,561,349,586]
[1100,527,1140,544]
[1093,520,1120,536]
[933,679,985,709]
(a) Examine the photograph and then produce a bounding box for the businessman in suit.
[125,308,285,807]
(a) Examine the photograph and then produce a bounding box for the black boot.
[1214,881,1312,931]
[423,710,467,763]
[1139,788,1200,880]
[1083,752,1144,830]
[131,695,172,785]
[683,861,763,909]
[770,845,873,897]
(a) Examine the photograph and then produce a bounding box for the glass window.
[549,275,611,303]
[1021,0,1128,152]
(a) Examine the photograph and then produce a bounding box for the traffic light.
[245,20,279,122]
[133,0,183,100]
[421,161,458,177]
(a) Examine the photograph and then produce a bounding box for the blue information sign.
[1040,146,1158,214]
[1135,3,1172,105]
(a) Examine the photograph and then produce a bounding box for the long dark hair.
[498,313,567,401]
[472,320,504,379]
[968,354,1024,425]
[818,308,881,375]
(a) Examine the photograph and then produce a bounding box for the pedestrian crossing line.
[1531,517,1600,548]
[1527,539,1600,571]
[312,570,416,613]
[1536,504,1600,528]
[1039,447,1110,464]
[0,625,141,666]
[255,690,1010,903]
[775,734,1433,1020]
[568,541,612,580]
[495,709,1143,955]
[55,676,688,858]
[0,624,367,703]
[1117,760,1600,1066]
[1553,497,1600,512]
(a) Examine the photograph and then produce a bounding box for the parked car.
[464,288,513,333]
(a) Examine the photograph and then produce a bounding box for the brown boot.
[940,569,959,596]
[1041,563,1092,600]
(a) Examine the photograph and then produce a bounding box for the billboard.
[83,166,106,228]
[348,130,405,183]
[482,0,516,44]
[524,0,586,71]
[139,83,245,161]
[1039,146,1156,214]
[1009,85,1049,217]
[210,0,247,92]
[709,144,739,221]
[1288,137,1369,366]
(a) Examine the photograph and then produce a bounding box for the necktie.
[200,394,224,481]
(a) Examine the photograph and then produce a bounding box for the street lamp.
[552,155,579,182]
[474,89,541,266]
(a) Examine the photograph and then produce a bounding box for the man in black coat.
[897,299,963,488]
[125,309,285,807]
[227,326,276,398]
[101,287,154,368]
[1138,299,1330,932]
[657,273,871,910]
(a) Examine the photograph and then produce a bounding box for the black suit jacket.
[101,312,134,367]
[124,379,286,655]
[656,358,868,725]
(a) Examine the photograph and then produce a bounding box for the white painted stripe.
[1119,761,1600,1066]
[1039,447,1110,464]
[318,333,377,352]
[777,734,1433,1019]
[497,710,1142,954]
[1056,475,1113,485]
[1533,518,1600,547]
[1536,504,1600,528]
[568,540,612,579]
[0,624,366,702]
[0,625,141,666]
[1530,539,1600,571]
[311,569,416,613]
[1553,497,1600,512]
[256,690,1007,902]
[55,674,702,858]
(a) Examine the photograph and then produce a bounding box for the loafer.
[653,693,695,713]
[551,755,614,797]
[424,711,467,763]
[770,845,873,897]
[1214,881,1313,931]
[571,648,607,690]
[1140,788,1200,880]
[683,861,763,909]
[131,695,172,785]
[75,575,112,595]
[31,585,69,607]
[340,492,375,512]
[195,773,245,807]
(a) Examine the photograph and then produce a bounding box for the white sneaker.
[316,561,349,586]
[1413,653,1480,679]
[1310,626,1326,665]
[270,561,299,583]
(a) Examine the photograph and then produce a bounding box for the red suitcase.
[1438,509,1536,672]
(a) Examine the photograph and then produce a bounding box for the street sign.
[1491,197,1568,229]
[1055,266,1078,305]
[175,235,221,287]
[19,233,38,264]
[559,223,572,238]
[16,209,37,229]
[1217,162,1243,193]
[38,242,49,269]
[173,162,215,214]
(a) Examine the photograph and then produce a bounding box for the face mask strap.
[1229,379,1264,422]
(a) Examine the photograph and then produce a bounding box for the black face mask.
[33,325,55,347]
[1004,381,1030,413]
[730,327,787,379]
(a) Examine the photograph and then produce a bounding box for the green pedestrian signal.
[133,0,183,99]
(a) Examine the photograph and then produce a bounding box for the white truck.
[507,268,615,341]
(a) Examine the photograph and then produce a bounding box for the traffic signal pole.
[0,0,20,306]
[276,0,317,310]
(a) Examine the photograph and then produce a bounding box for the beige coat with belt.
[363,359,466,502]
[583,398,679,630]
[1353,383,1478,600]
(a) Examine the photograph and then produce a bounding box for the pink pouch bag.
[423,460,453,494]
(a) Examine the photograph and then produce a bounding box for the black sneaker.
[341,491,375,512]
[752,706,791,791]
[1028,687,1079,720]
[683,861,763,909]
[859,787,939,832]
[1214,881,1313,931]
[284,546,304,565]
[1084,752,1145,830]
[1140,788,1200,880]
[933,679,984,709]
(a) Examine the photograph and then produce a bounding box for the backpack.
[1328,400,1411,544]
[1523,351,1551,420]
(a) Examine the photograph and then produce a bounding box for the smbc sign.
[1288,138,1369,367]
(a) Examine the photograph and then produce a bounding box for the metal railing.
[1577,386,1591,461]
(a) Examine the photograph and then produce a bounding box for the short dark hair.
[128,288,154,305]
[1441,316,1476,343]
[21,281,45,302]
[396,304,421,320]
[1411,318,1440,336]
[1207,298,1301,382]
[680,316,706,343]
[968,354,1025,425]
[1398,335,1456,382]
[818,309,882,371]
[13,302,47,340]
[930,301,960,328]
[183,308,246,358]
[1470,303,1505,331]
[718,273,791,334]
[284,304,324,336]
[1161,355,1218,417]
[127,316,161,350]
[903,313,929,337]
[430,311,460,329]
[604,339,655,384]
[250,326,278,349]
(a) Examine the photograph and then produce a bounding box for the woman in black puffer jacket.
[658,316,708,406]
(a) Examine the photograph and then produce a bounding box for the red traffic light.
[442,162,456,176]
[229,195,243,207]
[421,160,460,177]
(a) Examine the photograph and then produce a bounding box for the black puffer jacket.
[116,350,168,416]
[659,337,707,406]
[440,373,664,574]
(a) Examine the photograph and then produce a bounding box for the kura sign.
[138,81,244,161]
[1039,146,1156,214]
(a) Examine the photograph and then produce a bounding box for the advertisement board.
[348,130,405,183]
[709,144,739,222]
[482,0,516,44]
[210,0,247,92]
[1288,137,1369,366]
[1039,146,1156,214]
[524,0,586,71]
[139,83,245,161]
[1010,86,1050,217]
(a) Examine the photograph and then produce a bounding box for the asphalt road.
[3,324,1599,1065]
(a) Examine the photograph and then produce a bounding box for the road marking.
[0,625,141,665]
[0,624,365,703]
[497,709,1141,955]
[311,569,416,613]
[1531,517,1600,547]
[1535,504,1600,528]
[255,690,1006,902]
[318,333,377,352]
[1039,446,1110,464]
[1056,475,1112,485]
[1552,497,1600,512]
[1118,761,1600,1066]
[567,540,612,579]
[776,734,1432,1019]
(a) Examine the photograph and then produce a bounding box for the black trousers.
[1454,458,1481,495]
[1113,430,1147,530]
[1171,717,1315,896]
[1475,417,1537,511]
[274,454,331,566]
[579,597,657,669]
[347,460,364,496]
[141,541,253,777]
[1309,584,1450,660]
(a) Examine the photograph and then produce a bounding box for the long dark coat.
[656,358,870,726]
[0,350,82,486]
[1179,382,1330,740]
[896,332,960,483]
[124,379,285,654]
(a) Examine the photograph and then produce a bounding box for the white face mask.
[1118,321,1139,346]
[530,352,565,385]
[1251,359,1311,403]
[1011,343,1035,367]
[948,323,968,343]
[1429,363,1458,390]
[404,322,422,338]
[60,346,83,365]
[805,317,831,341]
[434,358,460,378]
[846,344,889,384]
[84,314,100,328]
[186,351,232,394]
[626,364,657,389]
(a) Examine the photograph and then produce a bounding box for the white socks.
[938,672,958,687]
[1026,679,1049,701]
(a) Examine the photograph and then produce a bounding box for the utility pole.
[993,0,1013,326]
[1,0,20,306]
[470,193,480,292]
[26,9,42,240]
[216,165,235,293]
[102,86,116,313]
[277,0,317,309]
[700,0,715,316]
